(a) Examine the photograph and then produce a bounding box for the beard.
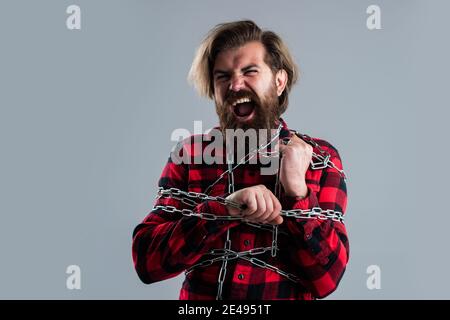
[215,82,281,132]
[215,82,282,160]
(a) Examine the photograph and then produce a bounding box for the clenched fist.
[278,134,312,197]
[225,185,283,225]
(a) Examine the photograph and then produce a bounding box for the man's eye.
[216,75,229,81]
[245,70,258,75]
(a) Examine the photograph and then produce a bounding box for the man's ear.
[275,69,288,97]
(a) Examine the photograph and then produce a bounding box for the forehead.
[213,41,268,71]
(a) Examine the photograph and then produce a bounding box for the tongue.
[234,102,254,117]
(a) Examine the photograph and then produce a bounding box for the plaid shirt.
[132,118,349,300]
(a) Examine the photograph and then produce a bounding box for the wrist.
[284,184,308,198]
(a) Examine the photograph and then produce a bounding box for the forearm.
[132,198,239,284]
[282,186,349,298]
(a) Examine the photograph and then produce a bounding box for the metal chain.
[157,187,243,209]
[157,128,347,299]
[152,203,344,223]
[239,255,300,283]
[271,224,278,257]
[204,124,283,195]
[216,228,231,300]
[154,188,345,223]
[152,204,243,221]
[185,248,300,284]
[186,246,273,275]
[155,186,345,296]
[293,131,347,181]
[213,159,236,299]
[244,221,286,234]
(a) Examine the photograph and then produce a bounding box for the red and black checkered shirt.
[132,118,349,300]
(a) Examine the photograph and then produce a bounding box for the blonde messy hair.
[188,20,299,114]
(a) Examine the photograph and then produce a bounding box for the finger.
[227,206,240,217]
[266,212,283,225]
[247,191,266,221]
[241,192,257,217]
[257,191,274,223]
[263,193,282,224]
[269,216,284,225]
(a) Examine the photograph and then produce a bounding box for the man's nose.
[229,75,245,92]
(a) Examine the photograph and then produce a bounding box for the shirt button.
[244,240,250,246]
[238,274,244,280]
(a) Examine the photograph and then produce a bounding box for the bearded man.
[132,20,349,300]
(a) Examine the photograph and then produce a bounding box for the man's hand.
[278,135,312,198]
[225,185,283,225]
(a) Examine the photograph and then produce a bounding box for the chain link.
[271,225,278,257]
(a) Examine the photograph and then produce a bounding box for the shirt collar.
[276,117,292,140]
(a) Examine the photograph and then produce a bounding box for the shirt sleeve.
[132,157,239,285]
[280,142,349,299]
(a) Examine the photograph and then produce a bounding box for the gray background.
[0,0,448,299]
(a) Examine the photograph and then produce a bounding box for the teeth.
[232,97,251,107]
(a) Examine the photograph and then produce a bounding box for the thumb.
[269,216,283,225]
[226,206,241,217]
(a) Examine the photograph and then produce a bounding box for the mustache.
[224,90,261,107]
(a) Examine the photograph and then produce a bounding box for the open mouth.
[231,97,256,120]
